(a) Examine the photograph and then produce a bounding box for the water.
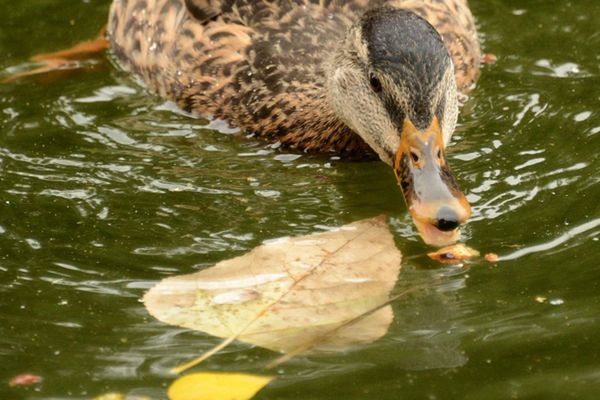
[1,0,599,398]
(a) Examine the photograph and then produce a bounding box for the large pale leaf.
[144,216,401,360]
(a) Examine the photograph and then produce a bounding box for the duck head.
[327,7,471,246]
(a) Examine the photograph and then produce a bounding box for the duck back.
[108,0,479,155]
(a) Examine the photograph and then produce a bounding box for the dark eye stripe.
[367,72,407,132]
[382,94,406,132]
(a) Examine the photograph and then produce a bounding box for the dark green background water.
[1,0,599,399]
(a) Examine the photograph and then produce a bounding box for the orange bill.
[394,117,471,246]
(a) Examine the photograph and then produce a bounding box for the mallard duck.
[107,0,480,245]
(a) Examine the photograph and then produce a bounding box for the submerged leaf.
[144,216,402,368]
[168,372,273,400]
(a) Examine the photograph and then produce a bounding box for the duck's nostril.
[436,207,460,231]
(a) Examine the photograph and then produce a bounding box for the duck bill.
[393,118,471,247]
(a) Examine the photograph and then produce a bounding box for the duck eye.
[369,74,382,93]
[410,151,420,163]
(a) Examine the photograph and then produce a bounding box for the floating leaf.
[168,372,273,400]
[485,253,499,262]
[2,27,108,84]
[144,216,402,370]
[427,244,480,264]
[482,53,498,65]
[8,373,42,387]
[93,394,124,400]
[93,394,150,400]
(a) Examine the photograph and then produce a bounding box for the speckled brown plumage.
[108,0,480,157]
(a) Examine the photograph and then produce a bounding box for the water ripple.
[501,218,600,260]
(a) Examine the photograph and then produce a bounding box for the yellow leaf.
[144,216,402,372]
[168,372,273,400]
[93,394,150,400]
[93,395,124,400]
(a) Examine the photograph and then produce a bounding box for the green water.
[1,0,599,399]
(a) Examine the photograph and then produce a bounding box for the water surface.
[1,0,599,399]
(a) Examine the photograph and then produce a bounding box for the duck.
[10,0,481,246]
[106,0,482,246]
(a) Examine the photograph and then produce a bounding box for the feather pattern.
[108,0,480,157]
